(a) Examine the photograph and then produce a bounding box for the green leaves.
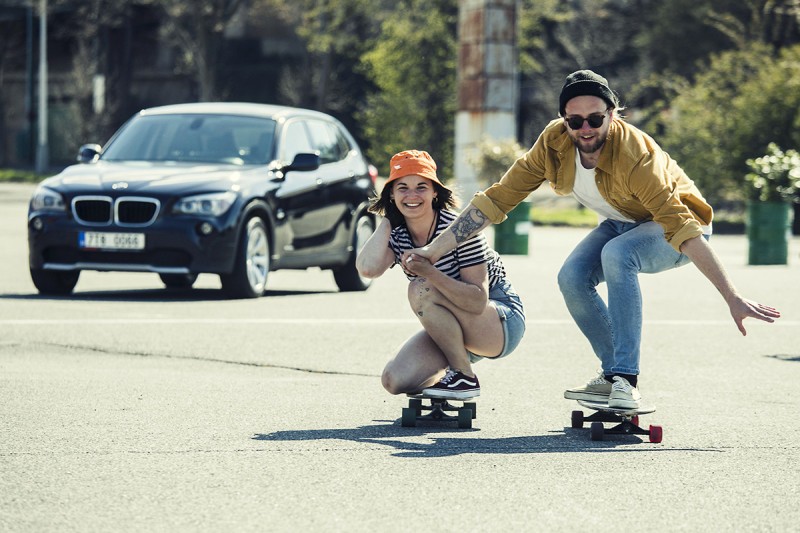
[654,42,800,205]
[357,0,457,180]
[746,143,800,203]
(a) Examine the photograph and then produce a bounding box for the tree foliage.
[651,43,800,204]
[143,0,245,102]
[4,0,800,202]
[357,0,457,179]
[266,0,383,145]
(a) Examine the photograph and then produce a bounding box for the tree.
[50,0,136,147]
[653,42,800,205]
[515,0,648,142]
[264,0,384,146]
[0,6,27,166]
[631,0,800,110]
[145,0,245,102]
[358,0,458,180]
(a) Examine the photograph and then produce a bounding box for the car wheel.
[30,268,80,296]
[159,273,198,289]
[333,213,374,292]
[221,216,269,298]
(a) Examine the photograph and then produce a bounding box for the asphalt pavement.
[1,182,798,532]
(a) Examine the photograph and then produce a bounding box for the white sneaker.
[564,371,612,401]
[608,376,641,409]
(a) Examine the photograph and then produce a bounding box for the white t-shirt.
[571,149,634,223]
[571,149,712,234]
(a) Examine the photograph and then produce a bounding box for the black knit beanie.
[559,70,619,115]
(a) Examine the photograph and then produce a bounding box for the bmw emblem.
[112,182,128,190]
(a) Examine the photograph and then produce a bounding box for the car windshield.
[101,114,277,166]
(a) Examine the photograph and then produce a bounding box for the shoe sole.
[608,399,640,409]
[422,390,480,400]
[564,391,611,401]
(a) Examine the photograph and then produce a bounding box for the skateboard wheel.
[409,398,423,415]
[464,402,477,419]
[648,425,663,443]
[458,408,473,429]
[590,421,604,441]
[631,415,639,426]
[401,407,417,427]
[571,410,584,429]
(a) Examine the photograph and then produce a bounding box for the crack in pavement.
[5,340,378,378]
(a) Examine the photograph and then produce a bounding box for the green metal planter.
[493,202,530,255]
[746,201,793,265]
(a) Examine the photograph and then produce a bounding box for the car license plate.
[79,231,145,250]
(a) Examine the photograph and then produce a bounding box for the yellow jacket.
[471,118,714,251]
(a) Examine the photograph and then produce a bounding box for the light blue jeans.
[557,220,699,376]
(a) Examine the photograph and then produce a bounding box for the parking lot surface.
[1,183,798,532]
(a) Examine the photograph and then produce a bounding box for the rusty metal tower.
[455,0,518,197]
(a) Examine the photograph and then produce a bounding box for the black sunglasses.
[565,113,607,130]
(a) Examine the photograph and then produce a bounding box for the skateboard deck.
[571,399,662,442]
[401,394,476,429]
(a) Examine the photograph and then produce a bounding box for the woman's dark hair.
[368,180,458,228]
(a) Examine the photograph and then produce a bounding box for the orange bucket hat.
[386,150,442,185]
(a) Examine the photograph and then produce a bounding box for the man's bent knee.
[558,264,581,295]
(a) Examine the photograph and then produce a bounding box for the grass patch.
[529,206,598,227]
[0,168,47,183]
[529,206,748,233]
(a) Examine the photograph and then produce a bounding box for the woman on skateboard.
[356,150,526,400]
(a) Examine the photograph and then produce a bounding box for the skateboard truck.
[401,395,476,429]
[572,400,663,443]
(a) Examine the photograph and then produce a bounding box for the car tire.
[159,273,198,289]
[333,213,374,292]
[221,216,269,298]
[30,268,80,296]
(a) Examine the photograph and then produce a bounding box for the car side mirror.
[282,153,320,173]
[77,144,102,164]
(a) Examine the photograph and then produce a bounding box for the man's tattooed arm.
[449,206,489,244]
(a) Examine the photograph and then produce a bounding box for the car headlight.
[173,191,238,217]
[30,186,65,212]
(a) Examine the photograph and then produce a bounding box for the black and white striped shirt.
[388,209,509,289]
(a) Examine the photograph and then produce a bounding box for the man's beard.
[571,131,608,154]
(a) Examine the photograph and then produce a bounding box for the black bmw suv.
[28,102,378,298]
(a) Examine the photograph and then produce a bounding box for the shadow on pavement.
[765,354,800,362]
[0,287,335,302]
[253,423,722,457]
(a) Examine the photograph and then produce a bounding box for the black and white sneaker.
[422,369,480,399]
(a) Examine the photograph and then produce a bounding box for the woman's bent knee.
[381,368,404,395]
[407,278,440,315]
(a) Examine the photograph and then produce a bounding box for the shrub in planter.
[744,143,799,265]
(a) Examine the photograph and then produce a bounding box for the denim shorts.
[468,281,526,363]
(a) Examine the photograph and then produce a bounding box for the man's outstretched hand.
[728,297,781,336]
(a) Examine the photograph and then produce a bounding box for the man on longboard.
[403,70,780,410]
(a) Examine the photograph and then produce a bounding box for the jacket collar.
[595,119,618,174]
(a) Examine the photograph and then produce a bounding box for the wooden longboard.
[577,399,655,416]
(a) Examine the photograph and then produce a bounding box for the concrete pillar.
[455,0,517,198]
